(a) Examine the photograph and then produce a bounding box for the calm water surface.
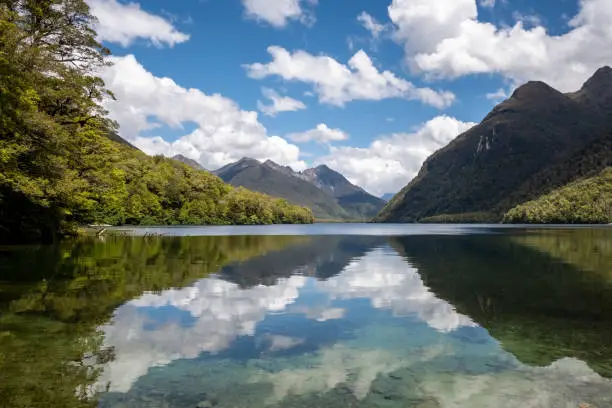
[1,224,612,408]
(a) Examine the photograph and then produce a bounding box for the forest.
[504,167,612,224]
[0,0,313,244]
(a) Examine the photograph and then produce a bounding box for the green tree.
[0,0,313,244]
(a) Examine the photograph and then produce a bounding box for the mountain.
[213,159,385,220]
[214,158,349,220]
[376,66,612,223]
[300,164,386,219]
[172,154,205,171]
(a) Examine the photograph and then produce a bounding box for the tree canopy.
[0,0,312,244]
[504,168,612,224]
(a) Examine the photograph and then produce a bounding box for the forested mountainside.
[376,67,612,223]
[215,159,385,220]
[0,2,312,244]
[504,167,612,224]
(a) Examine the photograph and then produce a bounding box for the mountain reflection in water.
[1,226,611,408]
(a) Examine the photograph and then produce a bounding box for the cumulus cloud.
[317,247,476,332]
[316,116,476,196]
[257,88,306,116]
[244,46,455,108]
[389,0,612,91]
[287,124,349,144]
[87,0,189,47]
[99,55,305,171]
[242,0,316,28]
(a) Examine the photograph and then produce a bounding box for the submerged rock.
[415,398,441,408]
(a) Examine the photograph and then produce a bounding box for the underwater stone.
[415,398,441,408]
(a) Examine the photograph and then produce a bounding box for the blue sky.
[88,0,612,196]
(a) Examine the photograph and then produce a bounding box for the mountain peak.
[263,159,278,167]
[237,157,260,166]
[510,81,560,101]
[590,65,612,79]
[570,66,612,111]
[172,154,205,171]
[580,66,612,93]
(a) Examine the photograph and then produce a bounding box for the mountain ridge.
[376,66,612,223]
[214,158,350,220]
[172,154,206,171]
[213,158,384,220]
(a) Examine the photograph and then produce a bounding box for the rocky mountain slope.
[300,164,386,220]
[214,159,384,220]
[376,66,612,223]
[172,154,206,171]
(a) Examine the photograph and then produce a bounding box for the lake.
[1,224,612,408]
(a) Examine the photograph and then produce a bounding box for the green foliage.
[504,168,612,224]
[418,211,498,224]
[0,1,312,243]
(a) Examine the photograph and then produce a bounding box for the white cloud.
[479,0,495,8]
[87,0,189,47]
[317,247,476,332]
[512,11,542,28]
[287,124,349,144]
[389,0,612,91]
[100,55,306,171]
[97,275,307,392]
[257,88,306,116]
[242,0,316,28]
[357,12,387,39]
[244,46,455,108]
[316,116,476,196]
[486,87,509,102]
